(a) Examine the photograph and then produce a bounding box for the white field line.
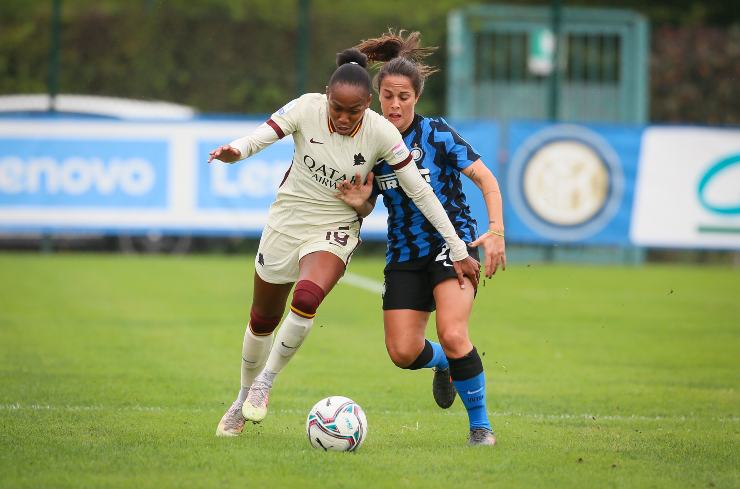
[0,403,736,423]
[340,272,383,294]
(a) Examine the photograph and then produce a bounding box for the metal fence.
[448,4,649,124]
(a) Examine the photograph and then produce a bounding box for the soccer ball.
[305,396,368,452]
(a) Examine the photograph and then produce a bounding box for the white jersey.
[228,93,469,261]
[233,93,411,238]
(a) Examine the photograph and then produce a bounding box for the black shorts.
[382,244,479,312]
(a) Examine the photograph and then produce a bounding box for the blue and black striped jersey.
[372,114,480,265]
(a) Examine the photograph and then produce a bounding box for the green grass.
[0,253,738,488]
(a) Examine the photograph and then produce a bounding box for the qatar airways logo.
[302,155,359,189]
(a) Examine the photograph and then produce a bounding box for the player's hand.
[453,255,480,290]
[335,172,373,209]
[208,145,242,163]
[468,232,506,278]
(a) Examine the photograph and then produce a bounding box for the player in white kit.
[212,48,480,436]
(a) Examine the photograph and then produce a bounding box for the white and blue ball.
[306,396,367,452]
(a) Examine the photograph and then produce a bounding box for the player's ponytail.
[355,29,439,96]
[328,48,371,93]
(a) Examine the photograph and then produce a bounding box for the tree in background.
[0,0,737,124]
[651,25,740,125]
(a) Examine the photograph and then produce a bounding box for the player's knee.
[386,342,419,368]
[290,280,326,318]
[249,308,281,335]
[437,327,469,353]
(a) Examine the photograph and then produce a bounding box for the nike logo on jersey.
[466,386,484,395]
[310,138,324,144]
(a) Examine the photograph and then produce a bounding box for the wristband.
[488,229,505,237]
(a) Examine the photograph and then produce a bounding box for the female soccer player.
[338,31,506,446]
[211,48,481,437]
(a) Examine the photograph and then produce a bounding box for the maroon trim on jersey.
[267,119,285,139]
[278,163,292,187]
[390,153,413,170]
[327,117,336,134]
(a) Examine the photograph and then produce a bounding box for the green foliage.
[651,25,740,125]
[0,254,738,488]
[0,0,738,120]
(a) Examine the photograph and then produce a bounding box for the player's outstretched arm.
[463,159,506,278]
[209,98,300,165]
[208,145,242,163]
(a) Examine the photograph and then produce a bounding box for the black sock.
[405,339,434,370]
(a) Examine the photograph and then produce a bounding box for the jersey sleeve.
[376,118,413,170]
[433,118,481,171]
[267,95,309,138]
[228,95,308,160]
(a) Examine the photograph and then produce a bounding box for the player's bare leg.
[383,309,456,408]
[243,251,345,422]
[434,278,474,358]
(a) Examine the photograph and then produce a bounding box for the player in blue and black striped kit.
[338,30,507,446]
[372,114,479,264]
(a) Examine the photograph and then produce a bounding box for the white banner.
[631,127,740,249]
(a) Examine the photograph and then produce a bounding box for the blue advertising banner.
[501,122,643,245]
[7,117,732,250]
[0,138,168,208]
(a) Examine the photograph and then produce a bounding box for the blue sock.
[422,340,449,370]
[449,347,491,431]
[452,372,491,430]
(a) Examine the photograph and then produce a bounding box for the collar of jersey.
[328,116,363,137]
[401,113,423,139]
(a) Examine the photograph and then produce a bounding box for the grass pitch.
[0,253,737,488]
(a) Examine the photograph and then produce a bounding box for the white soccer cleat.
[242,378,272,423]
[216,400,246,437]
